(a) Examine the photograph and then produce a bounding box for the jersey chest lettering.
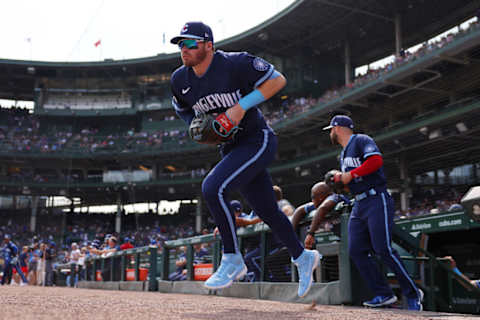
[192,89,242,113]
[341,156,362,171]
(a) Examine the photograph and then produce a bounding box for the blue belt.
[354,188,378,201]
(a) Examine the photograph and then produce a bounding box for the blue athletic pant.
[202,129,303,259]
[348,191,420,299]
[1,262,28,284]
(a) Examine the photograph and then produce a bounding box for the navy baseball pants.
[1,261,28,284]
[202,129,303,259]
[348,190,420,299]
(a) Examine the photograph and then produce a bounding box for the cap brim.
[170,34,205,44]
[322,125,333,130]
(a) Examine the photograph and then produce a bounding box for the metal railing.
[83,246,159,291]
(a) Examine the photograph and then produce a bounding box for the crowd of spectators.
[1,19,479,158]
[0,108,191,155]
[394,186,465,219]
[0,209,216,286]
[43,92,131,111]
[263,19,480,125]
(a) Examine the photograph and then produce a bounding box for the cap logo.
[182,24,189,33]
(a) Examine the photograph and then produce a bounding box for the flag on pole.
[94,39,101,47]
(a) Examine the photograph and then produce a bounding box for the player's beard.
[330,129,339,145]
[182,46,208,67]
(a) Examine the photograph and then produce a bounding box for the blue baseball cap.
[170,22,214,44]
[323,115,354,130]
[230,200,243,212]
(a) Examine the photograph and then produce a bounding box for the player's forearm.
[310,201,336,233]
[257,74,286,100]
[309,208,327,233]
[291,207,307,231]
[236,217,261,227]
[453,267,473,283]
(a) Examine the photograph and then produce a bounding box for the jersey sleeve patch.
[358,135,382,159]
[253,57,270,71]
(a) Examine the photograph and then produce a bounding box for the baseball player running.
[1,234,28,285]
[170,21,320,297]
[323,115,423,310]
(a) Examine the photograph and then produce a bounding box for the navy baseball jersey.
[340,134,386,194]
[2,242,18,263]
[171,50,274,141]
[304,202,316,214]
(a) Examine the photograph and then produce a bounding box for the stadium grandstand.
[1,0,480,315]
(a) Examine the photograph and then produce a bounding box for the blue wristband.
[238,89,265,111]
[453,267,462,276]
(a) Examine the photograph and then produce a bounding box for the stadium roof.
[1,0,478,100]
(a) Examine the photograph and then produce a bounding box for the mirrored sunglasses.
[178,39,203,49]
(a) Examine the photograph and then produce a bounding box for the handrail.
[81,245,158,291]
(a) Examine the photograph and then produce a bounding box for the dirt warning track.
[0,286,476,320]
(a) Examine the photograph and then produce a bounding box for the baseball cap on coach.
[322,115,354,130]
[170,22,214,44]
[229,200,243,212]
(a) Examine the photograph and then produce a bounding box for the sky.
[0,0,294,62]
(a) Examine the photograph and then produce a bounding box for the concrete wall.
[157,280,342,305]
[79,280,342,305]
[78,281,145,291]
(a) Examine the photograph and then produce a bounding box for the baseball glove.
[189,113,238,145]
[324,169,345,194]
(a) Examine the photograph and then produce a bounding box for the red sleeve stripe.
[350,154,383,178]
